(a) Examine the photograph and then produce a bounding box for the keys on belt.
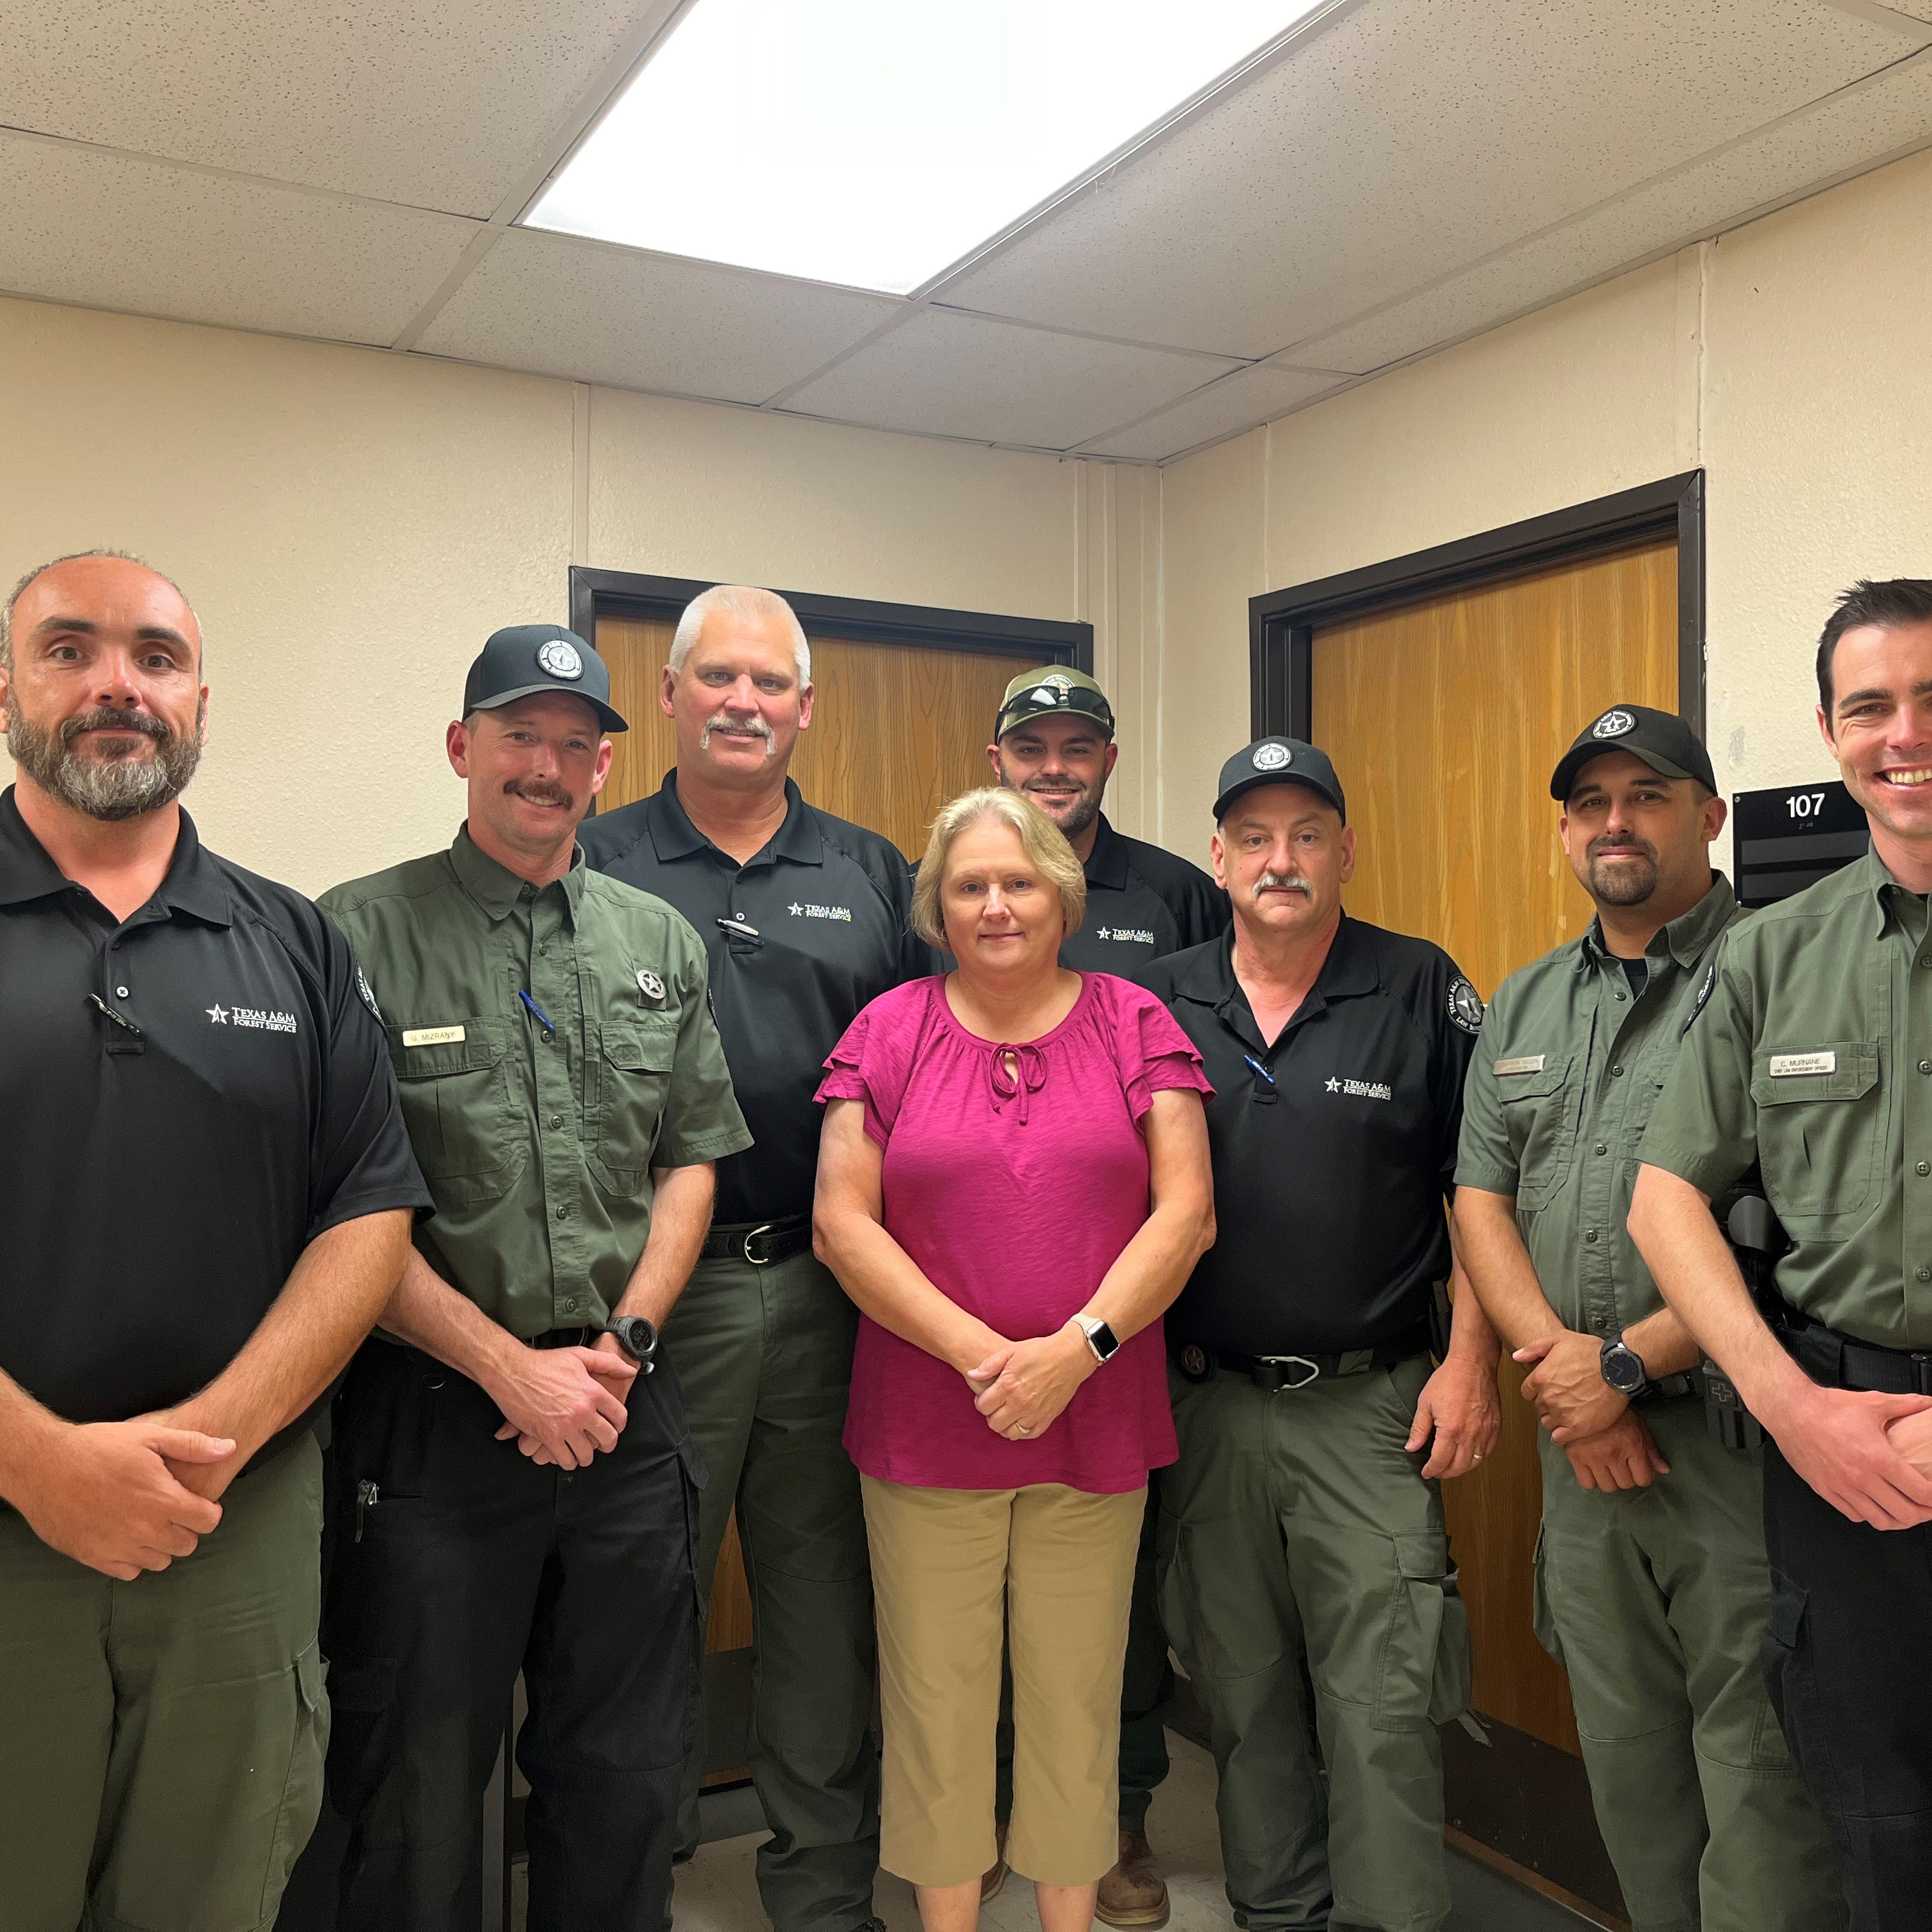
[698,1215,813,1267]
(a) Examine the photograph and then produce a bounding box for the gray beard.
[7,704,204,821]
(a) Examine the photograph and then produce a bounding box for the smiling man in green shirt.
[318,625,750,1932]
[1633,580,1932,1932]
[1457,705,1841,1932]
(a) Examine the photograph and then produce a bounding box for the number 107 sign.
[1731,777,1867,909]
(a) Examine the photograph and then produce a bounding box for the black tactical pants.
[1761,1445,1932,1932]
[321,1339,703,1932]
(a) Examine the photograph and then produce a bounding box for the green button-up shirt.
[1457,875,1744,1338]
[321,828,751,1338]
[1644,845,1932,1349]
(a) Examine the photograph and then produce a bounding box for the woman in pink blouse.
[813,787,1215,1932]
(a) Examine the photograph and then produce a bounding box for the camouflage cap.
[994,664,1116,744]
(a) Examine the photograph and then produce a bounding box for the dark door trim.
[1247,470,1706,740]
[569,567,1094,668]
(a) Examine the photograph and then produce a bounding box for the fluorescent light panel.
[527,0,1324,296]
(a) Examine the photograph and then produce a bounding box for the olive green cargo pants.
[663,1246,880,1932]
[0,1435,328,1932]
[1535,1395,1846,1932]
[1158,1354,1468,1932]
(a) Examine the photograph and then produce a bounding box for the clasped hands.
[491,1335,638,1468]
[963,1321,1096,1443]
[1514,1330,1671,1491]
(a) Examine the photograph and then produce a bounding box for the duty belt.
[700,1215,813,1266]
[1777,1302,1932,1397]
[1630,1372,1699,1405]
[1174,1319,1432,1392]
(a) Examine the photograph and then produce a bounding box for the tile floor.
[655,1735,1596,1932]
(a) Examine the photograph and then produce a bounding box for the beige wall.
[1154,145,1932,875]
[0,295,1115,896]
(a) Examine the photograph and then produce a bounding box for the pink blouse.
[815,972,1212,1495]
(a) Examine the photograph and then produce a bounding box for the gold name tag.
[403,1025,466,1048]
[1769,1052,1836,1077]
[1494,1055,1545,1076]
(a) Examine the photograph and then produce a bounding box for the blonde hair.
[912,787,1087,949]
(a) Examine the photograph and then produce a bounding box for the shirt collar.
[1578,870,1739,973]
[1173,910,1379,1013]
[645,771,822,868]
[0,786,231,925]
[1084,813,1130,891]
[448,823,586,923]
[1864,842,1932,940]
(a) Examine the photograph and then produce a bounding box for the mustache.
[63,705,171,749]
[1254,871,1311,900]
[1588,833,1657,862]
[700,714,777,757]
[505,778,575,809]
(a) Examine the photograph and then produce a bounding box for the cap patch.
[1447,977,1485,1034]
[1592,709,1636,740]
[1252,742,1292,772]
[538,639,583,680]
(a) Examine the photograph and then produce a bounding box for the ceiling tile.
[1296,51,1932,372]
[779,309,1241,449]
[0,0,658,215]
[0,135,480,344]
[1077,365,1350,460]
[941,0,1924,359]
[415,229,901,403]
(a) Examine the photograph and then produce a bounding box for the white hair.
[668,584,811,688]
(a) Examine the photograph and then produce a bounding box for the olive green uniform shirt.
[1644,845,1932,1349]
[321,828,751,1338]
[1457,875,1743,1338]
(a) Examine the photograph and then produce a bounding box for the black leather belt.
[1631,1372,1699,1405]
[700,1215,813,1266]
[1778,1303,1932,1396]
[528,1325,599,1350]
[1174,1321,1432,1391]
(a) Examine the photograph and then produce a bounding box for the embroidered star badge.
[1324,1077,1340,1092]
[208,1004,229,1023]
[788,902,803,916]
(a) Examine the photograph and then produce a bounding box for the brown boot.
[980,1822,1009,1903]
[1095,1830,1169,1929]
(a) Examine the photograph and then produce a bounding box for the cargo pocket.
[257,1639,330,1925]
[1374,1533,1472,1731]
[1530,1524,1566,1668]
[1499,1055,1579,1211]
[591,1015,676,1192]
[319,1655,401,1843]
[1750,1043,1883,1233]
[388,1018,523,1205]
[1760,1574,1839,1818]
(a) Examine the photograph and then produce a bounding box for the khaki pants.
[0,1434,328,1932]
[862,1475,1144,1887]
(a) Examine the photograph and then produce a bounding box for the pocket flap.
[1765,1579,1808,1648]
[294,1637,328,1713]
[603,1016,676,1073]
[1496,1053,1571,1102]
[387,1020,500,1078]
[1751,1042,1878,1106]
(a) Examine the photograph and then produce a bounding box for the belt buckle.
[1254,1354,1321,1392]
[742,1222,781,1267]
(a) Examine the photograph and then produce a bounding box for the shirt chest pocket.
[1498,1055,1579,1211]
[590,1015,677,1194]
[387,1020,522,1205]
[1750,1042,1883,1232]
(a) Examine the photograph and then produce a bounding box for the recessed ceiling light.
[526,0,1325,296]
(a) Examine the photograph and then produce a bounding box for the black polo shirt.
[1061,813,1228,972]
[0,788,429,1441]
[580,773,926,1225]
[1140,915,1482,1354]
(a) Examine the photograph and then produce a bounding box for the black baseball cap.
[463,624,627,734]
[1213,737,1347,822]
[1550,704,1713,801]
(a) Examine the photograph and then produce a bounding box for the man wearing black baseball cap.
[1458,702,1843,1931]
[316,624,751,1930]
[1139,737,1501,1932]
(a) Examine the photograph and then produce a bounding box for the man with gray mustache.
[1138,737,1501,1932]
[581,585,926,1932]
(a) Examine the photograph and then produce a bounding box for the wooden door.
[1312,538,1676,1909]
[595,613,1044,1777]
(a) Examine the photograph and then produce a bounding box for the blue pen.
[519,988,556,1036]
[1243,1055,1276,1087]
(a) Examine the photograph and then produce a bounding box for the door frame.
[569,566,1094,671]
[1246,470,1706,741]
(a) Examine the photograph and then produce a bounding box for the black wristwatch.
[1600,1333,1650,1397]
[1074,1315,1121,1365]
[604,1315,659,1371]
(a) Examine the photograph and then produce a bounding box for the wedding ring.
[1471,1451,1485,1462]
[1015,1423,1031,1437]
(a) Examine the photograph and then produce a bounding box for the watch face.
[1602,1342,1646,1394]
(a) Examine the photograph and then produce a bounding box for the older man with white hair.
[581,584,926,1932]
